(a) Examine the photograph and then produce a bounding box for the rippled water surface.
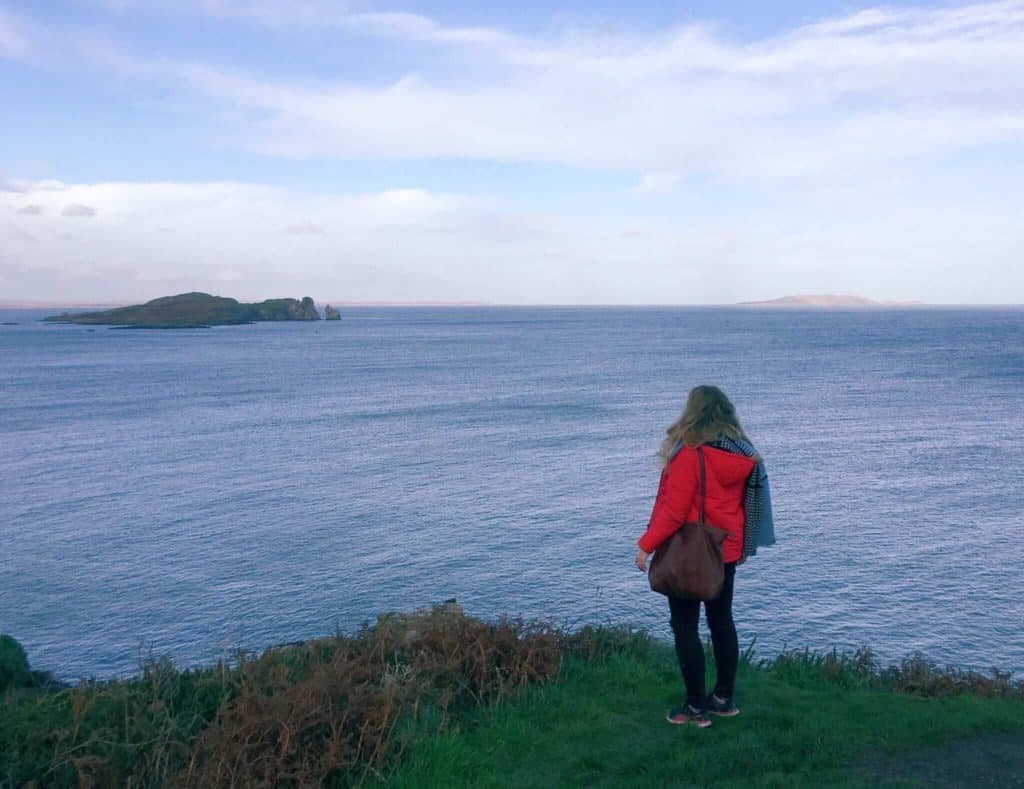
[2,306,1022,679]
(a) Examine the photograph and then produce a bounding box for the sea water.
[1,306,1022,679]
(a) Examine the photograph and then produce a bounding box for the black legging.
[668,562,738,708]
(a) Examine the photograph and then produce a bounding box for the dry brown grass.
[2,604,577,788]
[173,603,564,787]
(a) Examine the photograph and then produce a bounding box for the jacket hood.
[698,444,757,487]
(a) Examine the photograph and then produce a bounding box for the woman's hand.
[635,548,650,572]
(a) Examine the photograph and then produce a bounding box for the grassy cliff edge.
[2,607,1022,788]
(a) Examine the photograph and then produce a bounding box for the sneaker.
[666,704,712,728]
[704,693,740,717]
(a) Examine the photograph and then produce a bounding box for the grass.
[2,611,1022,788]
[385,643,1024,789]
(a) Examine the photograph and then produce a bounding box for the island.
[737,294,924,307]
[43,292,322,328]
[324,304,341,320]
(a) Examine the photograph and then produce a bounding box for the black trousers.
[667,562,738,709]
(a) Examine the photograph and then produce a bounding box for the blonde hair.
[658,385,749,466]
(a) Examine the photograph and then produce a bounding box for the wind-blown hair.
[658,385,749,466]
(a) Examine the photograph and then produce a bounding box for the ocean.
[1,306,1022,680]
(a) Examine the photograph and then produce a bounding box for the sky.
[1,0,1022,305]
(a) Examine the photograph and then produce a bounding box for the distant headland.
[43,292,322,328]
[737,294,925,307]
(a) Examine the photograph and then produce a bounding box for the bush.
[881,653,1024,699]
[177,604,564,787]
[761,645,1024,699]
[0,605,566,788]
[0,635,31,693]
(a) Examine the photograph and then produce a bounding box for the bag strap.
[696,446,707,525]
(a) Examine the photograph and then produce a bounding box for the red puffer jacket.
[638,444,757,564]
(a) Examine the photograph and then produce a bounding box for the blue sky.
[1,0,1022,304]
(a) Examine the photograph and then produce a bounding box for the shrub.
[761,645,1024,699]
[176,604,564,786]
[0,635,32,693]
[881,653,1024,699]
[0,605,566,788]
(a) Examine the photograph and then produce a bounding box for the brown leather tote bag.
[648,447,730,600]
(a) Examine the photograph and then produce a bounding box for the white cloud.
[16,204,44,215]
[2,4,1022,304]
[283,221,324,235]
[0,180,473,302]
[62,203,98,217]
[634,173,681,194]
[5,2,1023,180]
[80,1,518,47]
[1,178,1020,304]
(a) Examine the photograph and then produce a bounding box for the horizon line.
[3,300,1024,310]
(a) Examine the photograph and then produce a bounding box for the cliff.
[43,292,321,328]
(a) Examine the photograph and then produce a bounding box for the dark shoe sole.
[666,711,712,728]
[708,707,740,717]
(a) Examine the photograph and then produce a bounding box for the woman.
[635,385,775,728]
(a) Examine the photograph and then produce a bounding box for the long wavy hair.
[658,385,749,467]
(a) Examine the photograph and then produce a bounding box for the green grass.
[3,617,1022,788]
[384,644,1024,788]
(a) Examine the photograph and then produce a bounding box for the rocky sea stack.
[43,292,322,328]
[324,304,341,320]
